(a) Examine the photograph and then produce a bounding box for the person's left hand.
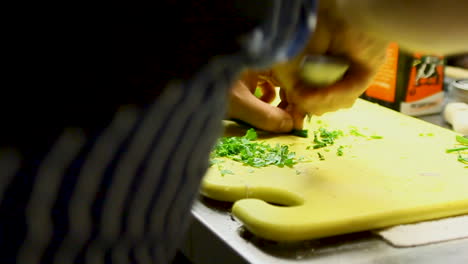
[226,71,294,133]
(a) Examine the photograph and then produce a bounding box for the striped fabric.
[0,1,316,263]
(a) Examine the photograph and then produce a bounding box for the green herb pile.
[312,128,344,149]
[446,135,468,167]
[211,125,384,170]
[307,128,347,160]
[211,128,297,168]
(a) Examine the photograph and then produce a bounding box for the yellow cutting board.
[200,99,468,242]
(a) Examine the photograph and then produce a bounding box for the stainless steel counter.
[182,113,468,264]
[417,113,451,130]
[183,198,468,264]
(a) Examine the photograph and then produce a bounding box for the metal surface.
[418,113,451,129]
[183,113,467,264]
[184,198,468,264]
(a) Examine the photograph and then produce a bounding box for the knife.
[299,55,350,120]
[299,55,350,87]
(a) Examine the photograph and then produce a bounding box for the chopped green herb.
[319,128,343,143]
[313,144,327,149]
[254,87,263,98]
[447,135,468,167]
[456,135,468,145]
[350,128,367,137]
[349,127,383,140]
[317,120,323,124]
[306,146,311,150]
[317,152,325,161]
[337,145,344,156]
[312,128,343,149]
[244,128,258,140]
[211,128,298,168]
[313,132,326,149]
[419,132,435,137]
[220,169,234,176]
[295,170,301,175]
[291,129,308,138]
[209,159,224,167]
[457,153,468,164]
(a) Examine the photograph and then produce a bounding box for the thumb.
[227,83,294,133]
[278,88,306,130]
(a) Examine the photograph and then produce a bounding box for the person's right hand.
[259,0,389,129]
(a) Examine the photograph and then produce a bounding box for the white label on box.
[400,91,445,116]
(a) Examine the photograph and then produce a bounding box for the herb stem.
[446,147,468,153]
[456,135,468,145]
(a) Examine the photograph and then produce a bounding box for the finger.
[278,100,288,110]
[293,112,305,130]
[277,88,289,109]
[241,70,278,104]
[228,83,294,133]
[257,80,277,103]
[281,89,305,129]
[287,105,306,130]
[239,70,262,93]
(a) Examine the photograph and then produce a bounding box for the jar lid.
[452,79,468,91]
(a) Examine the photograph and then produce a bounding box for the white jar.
[444,79,468,134]
[447,79,468,104]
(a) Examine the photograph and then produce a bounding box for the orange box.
[362,42,445,116]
